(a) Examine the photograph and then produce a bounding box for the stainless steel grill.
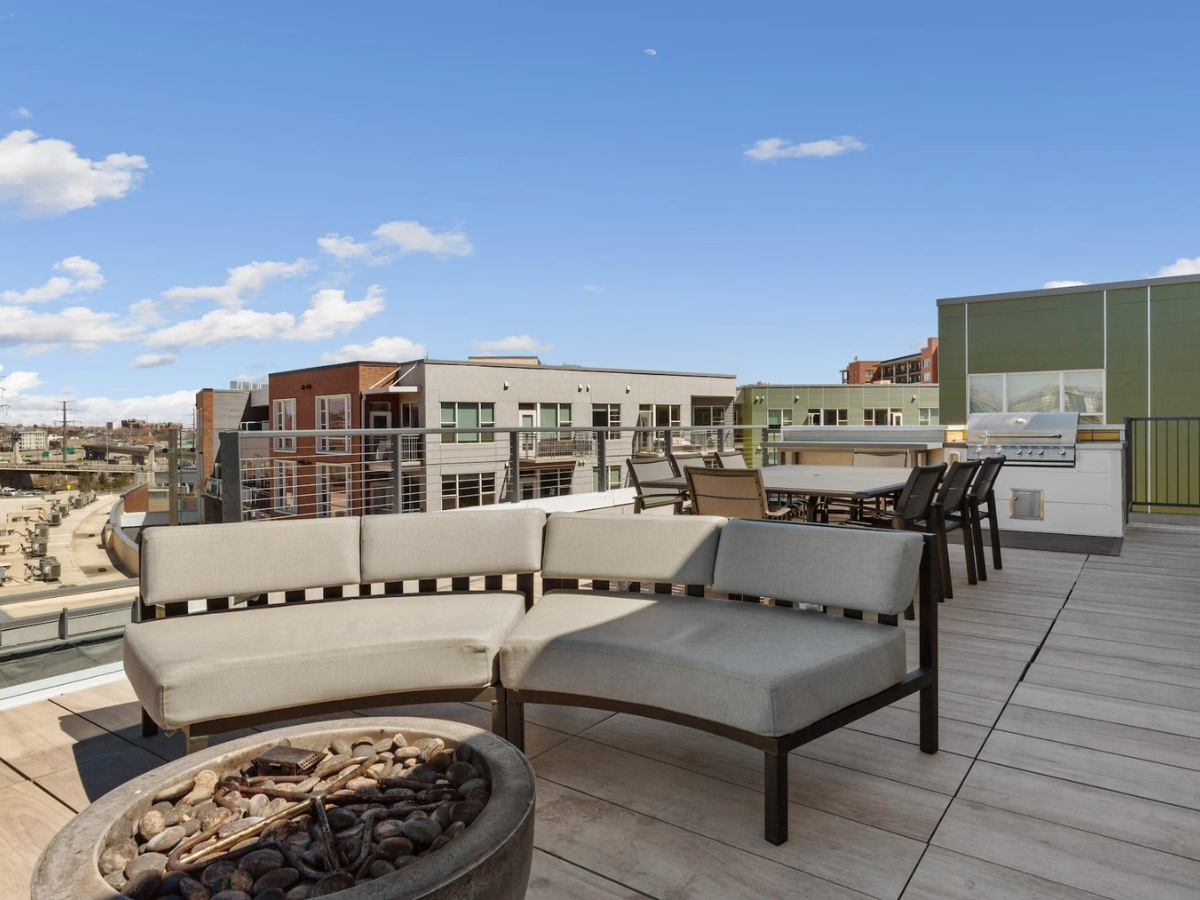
[965,412,1079,467]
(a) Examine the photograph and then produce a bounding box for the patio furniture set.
[631,450,1007,600]
[123,505,940,848]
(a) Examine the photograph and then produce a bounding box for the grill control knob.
[1014,448,1024,456]
[1036,448,1044,456]
[1058,448,1067,456]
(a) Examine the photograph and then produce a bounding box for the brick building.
[841,337,938,385]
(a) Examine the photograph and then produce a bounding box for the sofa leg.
[491,687,508,741]
[184,729,209,755]
[763,747,788,845]
[919,683,938,754]
[141,707,158,738]
[505,696,526,754]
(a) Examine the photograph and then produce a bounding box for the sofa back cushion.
[141,517,361,606]
[542,512,725,584]
[713,520,923,616]
[360,508,546,583]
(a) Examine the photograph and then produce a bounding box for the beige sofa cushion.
[360,509,546,583]
[542,513,725,584]
[125,592,524,729]
[714,520,923,616]
[140,517,361,606]
[500,590,906,737]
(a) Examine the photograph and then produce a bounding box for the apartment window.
[442,472,497,509]
[969,370,1104,423]
[316,463,350,518]
[924,358,932,368]
[273,460,296,515]
[924,372,933,382]
[767,409,793,433]
[365,478,392,515]
[273,399,296,451]
[592,465,622,492]
[806,409,822,426]
[864,408,902,426]
[400,473,424,513]
[316,395,351,453]
[823,409,848,426]
[592,404,622,440]
[540,403,573,434]
[441,402,495,443]
[691,406,726,427]
[400,402,419,427]
[654,404,682,429]
[919,408,940,426]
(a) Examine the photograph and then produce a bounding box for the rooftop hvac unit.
[25,540,47,558]
[48,511,61,526]
[39,557,61,581]
[31,523,49,540]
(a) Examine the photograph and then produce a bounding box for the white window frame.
[919,407,940,426]
[864,408,889,426]
[592,464,622,492]
[316,463,351,518]
[441,472,498,509]
[441,402,496,443]
[316,394,351,454]
[889,409,904,426]
[273,399,296,452]
[592,403,622,440]
[691,405,726,427]
[767,408,793,433]
[823,408,848,426]
[968,369,1106,423]
[274,460,296,515]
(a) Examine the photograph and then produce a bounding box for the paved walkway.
[0,527,1198,898]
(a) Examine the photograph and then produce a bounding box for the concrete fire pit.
[31,717,535,900]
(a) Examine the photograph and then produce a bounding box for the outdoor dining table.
[643,464,909,522]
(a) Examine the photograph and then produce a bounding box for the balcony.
[3,526,1199,898]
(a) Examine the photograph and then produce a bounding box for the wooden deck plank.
[0,781,74,900]
[534,737,924,900]
[0,760,24,791]
[894,688,1006,728]
[1032,647,1200,691]
[535,778,875,900]
[1025,662,1200,712]
[1042,631,1200,670]
[795,728,974,796]
[960,760,1200,861]
[995,704,1200,772]
[932,797,1200,900]
[1010,683,1200,740]
[846,706,992,758]
[978,730,1200,812]
[581,713,951,840]
[0,700,110,779]
[526,849,648,900]
[903,846,1109,900]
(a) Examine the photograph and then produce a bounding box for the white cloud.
[162,258,312,308]
[321,335,427,364]
[0,367,44,396]
[372,221,473,258]
[471,335,553,354]
[10,107,31,120]
[644,48,657,56]
[5,386,196,425]
[129,298,166,326]
[147,285,386,348]
[744,135,867,162]
[580,284,604,293]
[317,233,374,261]
[1043,280,1087,288]
[0,305,143,352]
[319,221,474,264]
[131,353,176,369]
[0,129,148,216]
[2,256,105,304]
[1154,257,1200,277]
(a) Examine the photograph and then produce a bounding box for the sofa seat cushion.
[500,590,907,737]
[125,592,526,729]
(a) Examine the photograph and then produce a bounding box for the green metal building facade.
[938,274,1200,425]
[737,384,942,429]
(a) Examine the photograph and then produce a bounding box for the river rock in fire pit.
[34,718,533,900]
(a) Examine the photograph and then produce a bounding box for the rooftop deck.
[2,526,1199,899]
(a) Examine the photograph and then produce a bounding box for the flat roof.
[736,382,939,390]
[265,359,736,380]
[425,359,736,379]
[938,272,1200,306]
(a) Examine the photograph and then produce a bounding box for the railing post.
[509,431,521,503]
[392,433,403,514]
[167,427,180,527]
[217,431,243,523]
[718,429,726,452]
[596,428,607,491]
[761,427,770,468]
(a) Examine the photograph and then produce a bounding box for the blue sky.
[2,1,1199,424]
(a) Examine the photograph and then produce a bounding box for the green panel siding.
[1105,287,1149,422]
[967,292,1105,376]
[938,305,967,423]
[1150,282,1200,417]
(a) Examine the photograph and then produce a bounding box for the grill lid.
[966,412,1079,446]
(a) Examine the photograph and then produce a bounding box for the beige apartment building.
[201,357,737,520]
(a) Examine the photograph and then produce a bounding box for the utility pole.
[60,400,73,467]
[168,427,180,526]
